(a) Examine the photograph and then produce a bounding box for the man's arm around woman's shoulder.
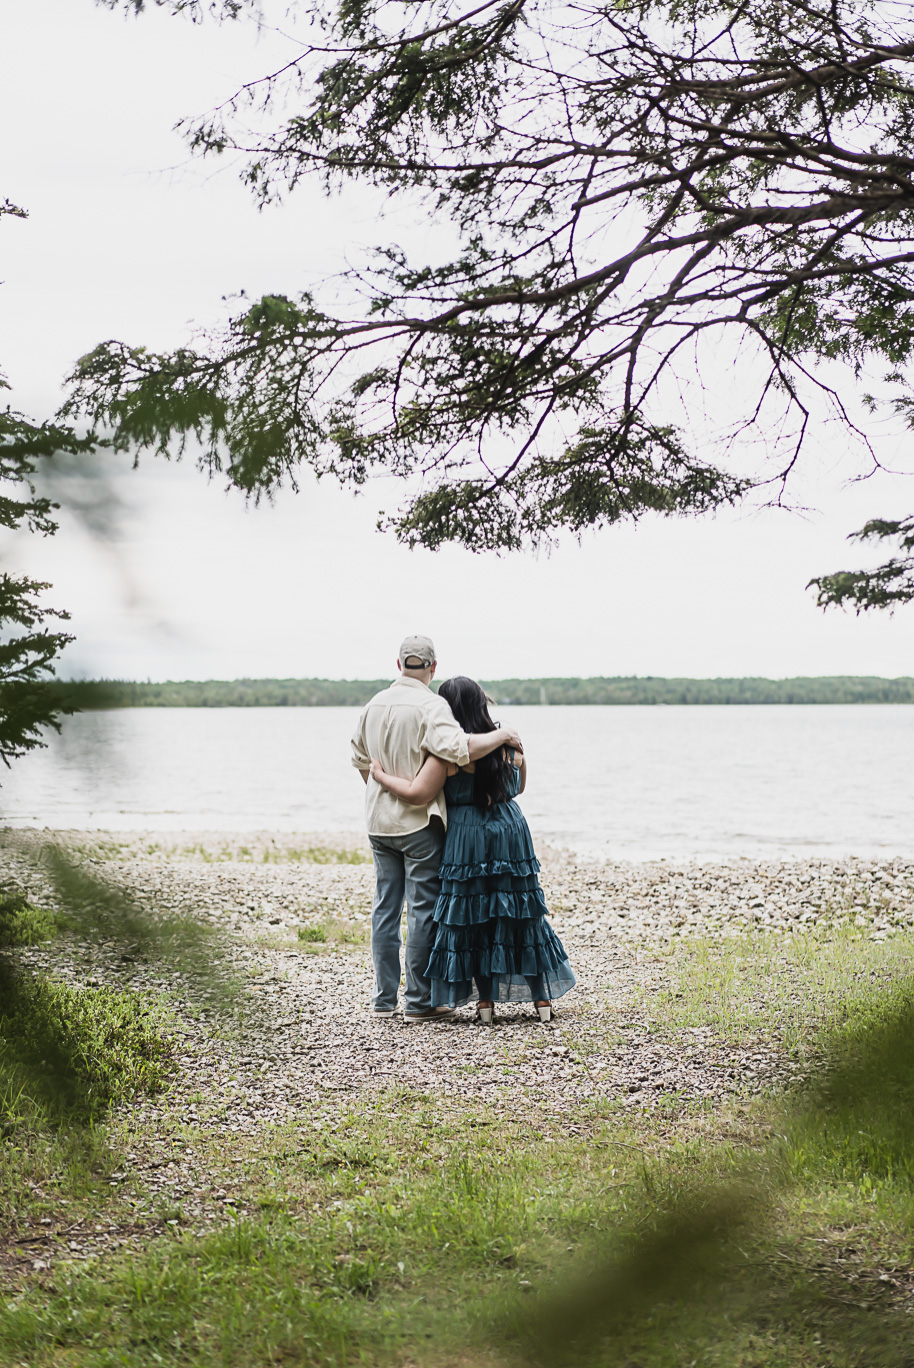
[467,725,523,761]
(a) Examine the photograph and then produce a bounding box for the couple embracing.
[351,634,576,1024]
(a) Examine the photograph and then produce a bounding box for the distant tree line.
[34,676,914,710]
[484,676,914,706]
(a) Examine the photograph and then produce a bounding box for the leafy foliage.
[810,514,914,611]
[0,574,74,767]
[96,0,249,17]
[0,202,100,766]
[0,395,98,765]
[71,0,914,581]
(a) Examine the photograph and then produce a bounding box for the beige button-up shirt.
[351,677,471,836]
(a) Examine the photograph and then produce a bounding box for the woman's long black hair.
[438,676,514,811]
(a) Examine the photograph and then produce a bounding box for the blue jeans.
[369,823,445,1013]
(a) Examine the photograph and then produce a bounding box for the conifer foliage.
[810,515,914,612]
[0,391,93,765]
[74,1,914,595]
[0,202,93,766]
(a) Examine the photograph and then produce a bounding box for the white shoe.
[534,1003,555,1023]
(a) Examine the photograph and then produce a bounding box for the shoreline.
[33,675,914,709]
[3,823,913,871]
[4,828,914,943]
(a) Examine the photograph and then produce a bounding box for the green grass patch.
[5,1076,914,1368]
[0,890,63,948]
[160,841,372,865]
[0,970,177,1128]
[0,1097,639,1366]
[296,918,369,950]
[270,845,372,866]
[297,924,327,943]
[649,925,914,1052]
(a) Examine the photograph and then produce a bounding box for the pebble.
[2,828,912,1281]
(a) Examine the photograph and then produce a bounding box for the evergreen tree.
[809,516,914,612]
[0,202,95,767]
[73,1,914,597]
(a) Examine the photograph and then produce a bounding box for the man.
[351,634,523,1022]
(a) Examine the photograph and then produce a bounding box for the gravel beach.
[4,829,914,1275]
[7,829,914,1110]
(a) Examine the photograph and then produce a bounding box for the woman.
[369,676,576,1023]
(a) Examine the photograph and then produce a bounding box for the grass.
[0,889,64,947]
[298,924,328,943]
[647,924,914,1052]
[0,888,177,1129]
[297,918,369,950]
[0,1096,684,1366]
[281,846,372,866]
[0,972,178,1126]
[152,841,372,865]
[5,885,914,1365]
[0,889,176,1134]
[69,837,373,865]
[0,889,181,1281]
[4,1071,914,1368]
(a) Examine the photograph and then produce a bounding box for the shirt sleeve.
[351,713,371,770]
[423,700,471,768]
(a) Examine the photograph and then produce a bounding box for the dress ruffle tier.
[427,766,577,1009]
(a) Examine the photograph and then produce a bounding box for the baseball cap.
[399,634,437,669]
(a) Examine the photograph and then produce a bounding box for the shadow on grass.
[0,954,176,1129]
[0,834,241,1133]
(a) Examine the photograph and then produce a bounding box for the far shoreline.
[34,674,914,709]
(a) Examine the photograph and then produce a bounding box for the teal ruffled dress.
[426,760,577,1008]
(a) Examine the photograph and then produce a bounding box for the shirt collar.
[391,676,433,693]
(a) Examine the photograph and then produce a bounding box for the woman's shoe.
[476,1002,494,1025]
[534,1001,554,1023]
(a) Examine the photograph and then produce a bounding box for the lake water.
[1,705,912,862]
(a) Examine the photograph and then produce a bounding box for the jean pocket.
[410,832,444,863]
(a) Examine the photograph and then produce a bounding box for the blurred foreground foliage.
[0,963,176,1129]
[0,885,175,1131]
[0,199,100,768]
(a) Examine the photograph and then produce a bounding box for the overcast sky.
[2,0,912,683]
